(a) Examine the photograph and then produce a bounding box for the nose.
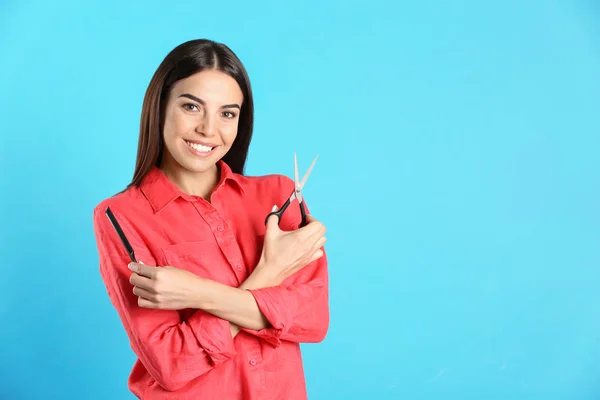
[195,114,216,137]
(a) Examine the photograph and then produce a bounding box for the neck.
[159,156,220,200]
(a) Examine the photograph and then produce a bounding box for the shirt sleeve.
[241,174,330,347]
[243,252,329,347]
[93,204,237,391]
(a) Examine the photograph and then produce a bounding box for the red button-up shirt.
[92,161,329,399]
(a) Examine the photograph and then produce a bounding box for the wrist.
[242,263,279,290]
[191,276,217,310]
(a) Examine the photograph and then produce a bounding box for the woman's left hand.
[127,262,203,310]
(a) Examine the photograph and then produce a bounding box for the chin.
[177,150,228,174]
[175,157,215,174]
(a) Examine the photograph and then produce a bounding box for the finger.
[133,285,155,300]
[311,221,326,237]
[129,262,157,279]
[137,296,158,309]
[308,236,326,260]
[302,219,325,238]
[305,214,317,224]
[129,272,156,293]
[308,249,324,264]
[319,221,326,234]
[312,217,326,233]
[305,215,324,230]
[265,205,281,233]
[312,236,326,252]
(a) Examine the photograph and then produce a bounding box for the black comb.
[105,207,137,262]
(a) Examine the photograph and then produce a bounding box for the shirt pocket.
[160,240,223,280]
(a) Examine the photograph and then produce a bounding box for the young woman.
[92,39,329,399]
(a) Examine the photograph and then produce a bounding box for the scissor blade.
[294,152,300,190]
[299,155,318,189]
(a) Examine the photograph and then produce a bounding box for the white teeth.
[185,140,213,152]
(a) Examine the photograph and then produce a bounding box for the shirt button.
[249,358,257,366]
[217,226,224,232]
[236,264,243,271]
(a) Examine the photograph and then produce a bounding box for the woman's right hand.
[254,206,327,286]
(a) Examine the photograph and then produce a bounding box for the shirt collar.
[140,160,246,213]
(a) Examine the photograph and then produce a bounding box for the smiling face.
[160,69,244,178]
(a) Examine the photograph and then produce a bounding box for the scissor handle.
[265,198,290,226]
[299,201,308,228]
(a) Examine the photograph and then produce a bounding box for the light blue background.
[1,1,599,399]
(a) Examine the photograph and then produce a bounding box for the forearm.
[241,255,330,345]
[196,269,274,332]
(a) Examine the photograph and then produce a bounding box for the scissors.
[265,152,318,228]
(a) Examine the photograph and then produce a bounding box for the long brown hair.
[127,39,254,189]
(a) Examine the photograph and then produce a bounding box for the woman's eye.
[183,103,199,112]
[222,111,237,119]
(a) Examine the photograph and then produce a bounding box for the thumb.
[265,205,281,233]
[129,263,157,279]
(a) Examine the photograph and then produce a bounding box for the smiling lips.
[184,139,217,156]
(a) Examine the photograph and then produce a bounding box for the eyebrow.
[178,93,240,110]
